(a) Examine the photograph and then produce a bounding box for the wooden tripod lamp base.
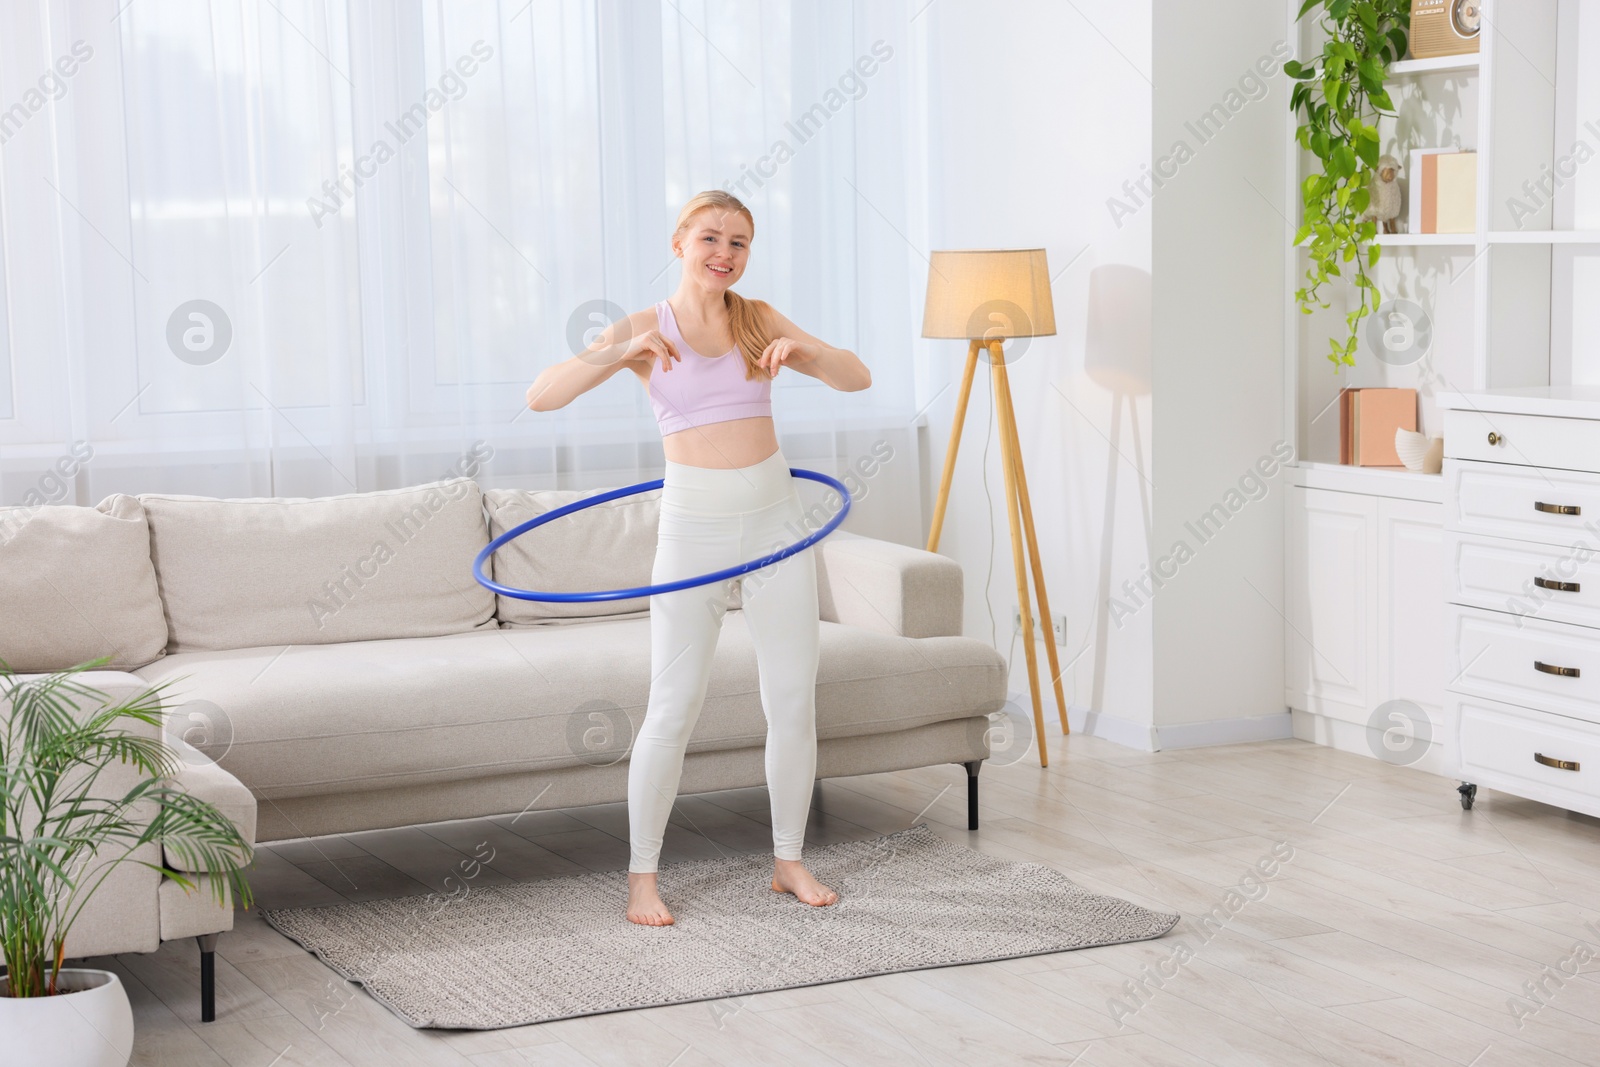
[921,249,1067,770]
[925,339,1070,767]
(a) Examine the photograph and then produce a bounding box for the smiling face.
[675,208,751,291]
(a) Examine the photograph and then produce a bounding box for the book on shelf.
[1406,148,1451,234]
[1408,149,1477,234]
[1339,387,1417,467]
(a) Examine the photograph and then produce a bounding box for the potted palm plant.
[0,658,254,1066]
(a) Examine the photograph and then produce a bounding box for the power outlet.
[1012,605,1066,645]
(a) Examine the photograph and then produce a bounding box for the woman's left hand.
[757,337,813,378]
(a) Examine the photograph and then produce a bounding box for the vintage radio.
[1409,0,1482,59]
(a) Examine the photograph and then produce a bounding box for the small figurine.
[1366,154,1402,235]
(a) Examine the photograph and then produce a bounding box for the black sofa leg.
[962,760,983,830]
[197,933,219,1022]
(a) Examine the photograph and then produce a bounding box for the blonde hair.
[671,191,773,381]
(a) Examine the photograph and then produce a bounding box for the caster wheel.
[1458,783,1477,810]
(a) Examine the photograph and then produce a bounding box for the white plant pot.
[0,968,134,1067]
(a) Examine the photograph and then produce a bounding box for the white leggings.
[627,448,821,874]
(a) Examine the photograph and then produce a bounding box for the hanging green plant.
[1284,0,1410,369]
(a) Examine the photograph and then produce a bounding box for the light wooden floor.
[94,732,1600,1067]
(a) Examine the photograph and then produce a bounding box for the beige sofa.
[0,476,1004,1020]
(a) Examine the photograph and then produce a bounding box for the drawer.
[1449,692,1600,818]
[1447,603,1600,724]
[1445,529,1600,630]
[1445,459,1600,548]
[1443,407,1600,472]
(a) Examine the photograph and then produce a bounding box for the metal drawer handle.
[1534,752,1581,772]
[1534,660,1581,678]
[1534,577,1581,593]
[1487,432,1501,445]
[1534,501,1582,516]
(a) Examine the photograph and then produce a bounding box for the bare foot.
[771,858,839,906]
[626,871,675,926]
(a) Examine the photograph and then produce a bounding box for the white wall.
[916,0,1290,751]
[918,0,1156,744]
[1151,0,1290,743]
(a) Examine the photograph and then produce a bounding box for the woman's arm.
[525,353,620,412]
[755,306,872,392]
[525,310,670,411]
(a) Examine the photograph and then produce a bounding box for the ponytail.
[724,290,775,381]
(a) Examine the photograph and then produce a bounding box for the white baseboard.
[1156,710,1295,749]
[1003,690,1153,751]
[1291,708,1455,778]
[1069,703,1159,752]
[1006,691,1294,753]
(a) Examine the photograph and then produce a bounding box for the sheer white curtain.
[0,0,930,542]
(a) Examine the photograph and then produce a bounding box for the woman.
[525,190,872,926]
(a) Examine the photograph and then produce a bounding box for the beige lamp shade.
[920,248,1057,339]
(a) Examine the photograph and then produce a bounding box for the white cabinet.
[1286,486,1372,714]
[1454,694,1600,817]
[1377,499,1448,737]
[1447,604,1600,725]
[1445,529,1600,630]
[1286,484,1446,769]
[1440,390,1600,818]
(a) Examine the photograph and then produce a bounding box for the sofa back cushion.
[483,486,743,626]
[139,478,496,652]
[0,494,169,671]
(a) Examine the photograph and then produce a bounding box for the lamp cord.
[982,359,1000,662]
[986,358,1023,681]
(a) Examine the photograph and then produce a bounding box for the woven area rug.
[260,822,1180,1030]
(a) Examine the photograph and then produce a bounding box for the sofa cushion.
[484,486,740,626]
[139,478,496,652]
[0,495,169,671]
[131,618,1005,801]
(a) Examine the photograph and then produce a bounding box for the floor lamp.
[921,249,1069,769]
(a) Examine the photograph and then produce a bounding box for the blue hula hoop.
[473,467,851,602]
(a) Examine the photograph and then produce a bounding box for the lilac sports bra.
[646,299,772,436]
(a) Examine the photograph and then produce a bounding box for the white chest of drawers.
[1440,388,1600,818]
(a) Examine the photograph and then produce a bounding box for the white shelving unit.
[1487,230,1600,244]
[1372,233,1476,247]
[1388,54,1481,78]
[1283,0,1600,486]
[1283,0,1600,771]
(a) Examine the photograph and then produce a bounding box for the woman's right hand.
[621,330,681,374]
